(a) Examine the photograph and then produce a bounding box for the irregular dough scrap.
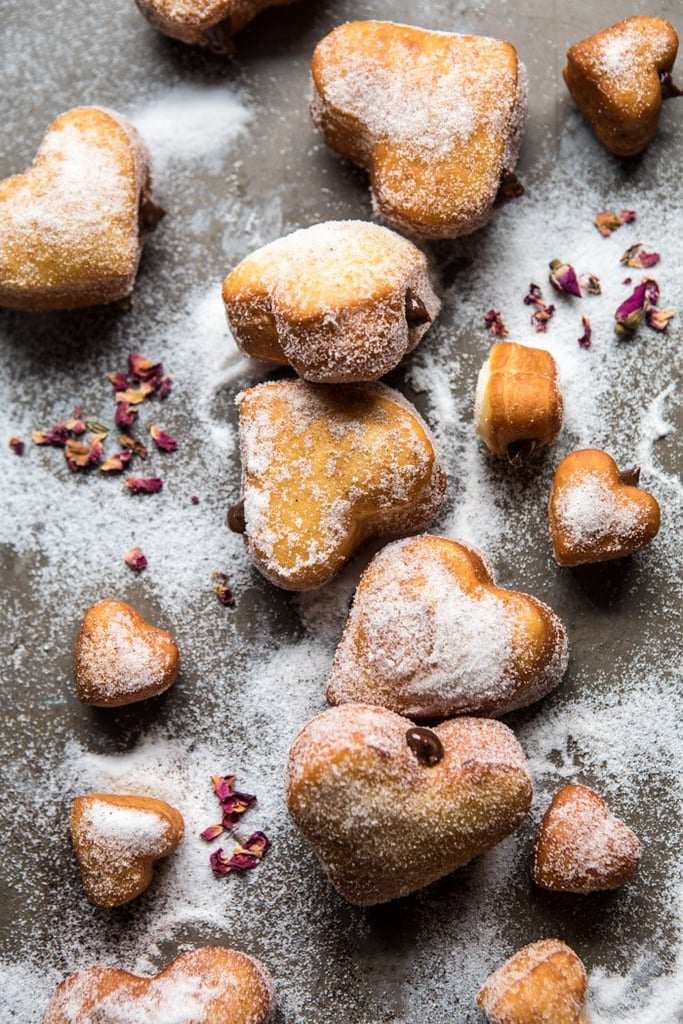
[564,16,680,157]
[477,939,590,1024]
[222,220,441,383]
[73,599,180,707]
[310,20,527,238]
[42,946,276,1024]
[327,535,568,718]
[70,793,184,908]
[0,106,161,311]
[135,0,296,48]
[287,704,532,905]
[532,784,642,893]
[475,341,564,464]
[548,448,660,566]
[233,379,446,590]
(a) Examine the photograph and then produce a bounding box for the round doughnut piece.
[222,220,440,382]
[477,939,590,1024]
[135,0,296,49]
[0,107,162,311]
[310,21,527,239]
[232,379,446,590]
[42,946,275,1023]
[564,17,680,157]
[287,704,532,905]
[327,535,568,719]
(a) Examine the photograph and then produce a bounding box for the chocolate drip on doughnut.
[495,169,525,205]
[405,289,431,328]
[406,727,444,766]
[618,465,641,487]
[227,500,246,533]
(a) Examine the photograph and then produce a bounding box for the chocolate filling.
[406,727,444,767]
[227,499,246,533]
[495,170,525,205]
[138,192,166,234]
[660,69,683,99]
[405,289,431,328]
[506,439,539,468]
[204,18,235,55]
[618,465,641,487]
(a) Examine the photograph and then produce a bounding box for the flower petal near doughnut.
[286,704,532,905]
[548,449,660,566]
[310,21,527,239]
[70,793,184,908]
[477,939,590,1024]
[327,535,568,719]
[230,379,446,590]
[135,0,296,50]
[42,946,276,1023]
[222,220,440,383]
[0,107,163,311]
[564,17,680,157]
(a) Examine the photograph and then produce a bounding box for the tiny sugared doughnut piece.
[287,704,532,905]
[564,17,680,157]
[74,599,180,706]
[475,341,564,465]
[310,21,527,239]
[0,107,162,311]
[328,535,568,719]
[222,220,440,383]
[233,379,446,590]
[70,793,184,908]
[533,784,642,893]
[477,939,590,1024]
[135,0,295,49]
[42,946,276,1023]
[548,449,660,566]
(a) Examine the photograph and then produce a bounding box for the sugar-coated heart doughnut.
[532,784,642,893]
[231,380,446,590]
[0,107,162,311]
[327,535,568,718]
[564,16,680,157]
[222,220,440,383]
[310,21,527,238]
[477,939,590,1024]
[475,341,564,465]
[548,449,660,566]
[42,946,276,1023]
[135,0,295,49]
[74,599,180,707]
[70,793,184,908]
[287,704,532,905]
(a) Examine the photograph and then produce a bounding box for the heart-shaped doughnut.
[286,704,532,905]
[231,380,446,590]
[548,449,660,566]
[0,107,162,311]
[310,21,527,238]
[135,0,295,50]
[74,599,180,706]
[42,946,275,1023]
[70,793,184,907]
[477,939,590,1024]
[327,535,568,719]
[532,784,642,893]
[222,220,440,382]
[564,16,680,157]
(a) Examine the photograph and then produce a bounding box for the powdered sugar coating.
[478,939,589,1024]
[554,473,649,550]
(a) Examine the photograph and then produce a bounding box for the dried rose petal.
[227,851,259,871]
[578,316,592,349]
[100,451,133,473]
[620,209,637,224]
[212,571,235,607]
[150,424,178,453]
[483,309,509,336]
[158,377,173,399]
[615,278,660,335]
[549,259,582,298]
[209,848,232,876]
[64,436,104,472]
[523,283,543,306]
[238,831,270,859]
[646,307,675,331]
[9,437,24,456]
[32,424,70,447]
[211,775,237,803]
[128,353,163,383]
[115,402,138,429]
[64,418,87,435]
[119,434,148,459]
[73,406,82,419]
[221,792,257,829]
[532,305,555,332]
[115,383,155,405]
[200,823,224,842]
[191,495,200,504]
[124,546,148,571]
[108,371,130,393]
[620,243,660,269]
[579,273,602,295]
[126,476,163,494]
[593,212,622,236]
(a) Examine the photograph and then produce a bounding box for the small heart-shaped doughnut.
[74,599,180,706]
[232,379,446,590]
[70,793,184,907]
[135,0,295,49]
[327,535,568,719]
[548,449,660,566]
[564,16,680,157]
[0,107,162,311]
[477,939,590,1024]
[310,21,527,238]
[287,704,532,905]
[222,220,440,382]
[42,946,275,1023]
[532,784,642,893]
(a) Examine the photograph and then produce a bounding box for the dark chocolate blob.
[619,465,641,487]
[506,438,539,468]
[405,289,431,328]
[227,499,246,533]
[406,727,444,767]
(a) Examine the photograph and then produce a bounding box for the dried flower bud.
[615,278,660,336]
[9,437,24,456]
[124,547,148,571]
[549,259,582,298]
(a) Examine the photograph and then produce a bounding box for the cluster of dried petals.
[614,277,675,336]
[65,435,106,472]
[200,775,270,878]
[484,309,509,337]
[209,832,271,876]
[212,571,235,607]
[593,209,636,236]
[621,243,660,269]
[579,272,601,295]
[109,352,170,400]
[524,283,555,332]
[8,437,24,456]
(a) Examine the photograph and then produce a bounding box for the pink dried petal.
[620,243,660,269]
[125,476,163,494]
[64,418,87,435]
[579,273,602,295]
[101,451,134,473]
[200,823,225,842]
[124,546,148,571]
[73,406,82,419]
[209,848,233,876]
[32,424,70,447]
[109,371,130,393]
[211,775,237,803]
[115,402,138,429]
[212,571,235,607]
[118,434,148,459]
[646,307,675,331]
[531,305,555,332]
[158,377,173,399]
[239,831,270,858]
[620,209,637,223]
[128,353,163,383]
[115,383,155,405]
[9,437,24,456]
[150,424,178,453]
[578,316,592,349]
[483,309,509,336]
[548,260,582,298]
[191,495,200,504]
[615,278,660,335]
[88,439,104,466]
[222,791,257,816]
[227,852,259,871]
[523,283,544,306]
[64,440,94,472]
